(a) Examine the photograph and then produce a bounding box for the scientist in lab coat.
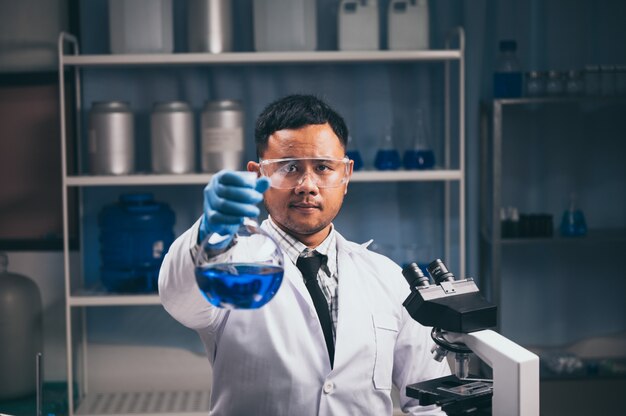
[159,94,450,415]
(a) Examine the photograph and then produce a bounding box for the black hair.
[254,94,349,157]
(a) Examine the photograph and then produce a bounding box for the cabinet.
[58,28,466,415]
[479,97,626,364]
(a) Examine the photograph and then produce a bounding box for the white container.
[108,0,173,54]
[0,0,68,72]
[388,0,429,50]
[253,0,317,51]
[187,0,233,53]
[338,0,379,51]
[150,101,195,174]
[201,100,244,172]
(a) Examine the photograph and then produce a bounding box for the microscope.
[402,260,539,416]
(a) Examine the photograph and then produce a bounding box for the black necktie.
[296,253,335,368]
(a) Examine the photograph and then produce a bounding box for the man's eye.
[278,163,298,174]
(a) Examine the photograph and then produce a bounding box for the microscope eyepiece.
[402,263,430,288]
[427,259,455,284]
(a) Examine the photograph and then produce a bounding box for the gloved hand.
[198,170,271,244]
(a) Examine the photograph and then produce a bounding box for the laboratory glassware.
[374,126,401,170]
[559,193,587,237]
[194,175,284,309]
[403,108,435,170]
[565,70,584,96]
[525,71,545,97]
[545,71,564,96]
[346,135,363,171]
[493,40,523,98]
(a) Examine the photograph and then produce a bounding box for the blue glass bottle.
[493,40,523,98]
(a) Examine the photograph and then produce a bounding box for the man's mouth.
[290,202,320,210]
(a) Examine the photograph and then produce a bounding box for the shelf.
[481,229,626,246]
[61,49,462,67]
[489,96,626,107]
[65,169,463,187]
[69,289,160,307]
[75,390,210,416]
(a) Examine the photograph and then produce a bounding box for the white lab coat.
[159,220,450,415]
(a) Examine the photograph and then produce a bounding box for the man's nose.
[294,172,319,194]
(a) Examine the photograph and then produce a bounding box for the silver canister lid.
[152,101,192,112]
[91,101,131,112]
[203,99,242,111]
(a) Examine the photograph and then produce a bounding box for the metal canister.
[187,0,233,53]
[150,101,195,174]
[89,101,134,175]
[200,100,244,172]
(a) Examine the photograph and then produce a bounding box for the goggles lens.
[259,157,350,189]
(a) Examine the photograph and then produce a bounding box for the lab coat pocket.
[372,314,399,390]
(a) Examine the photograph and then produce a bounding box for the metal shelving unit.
[58,28,466,415]
[479,96,626,329]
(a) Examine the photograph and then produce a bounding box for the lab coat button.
[323,381,334,394]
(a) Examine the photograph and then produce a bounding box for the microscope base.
[406,375,492,415]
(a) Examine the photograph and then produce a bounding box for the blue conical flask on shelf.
[346,135,364,171]
[403,108,435,170]
[374,126,401,170]
[560,193,587,237]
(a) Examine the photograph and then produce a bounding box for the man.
[159,94,450,415]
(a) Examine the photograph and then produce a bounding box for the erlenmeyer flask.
[194,183,284,309]
[560,193,587,237]
[374,125,401,170]
[403,108,435,170]
[346,134,364,171]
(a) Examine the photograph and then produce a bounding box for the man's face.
[248,123,353,248]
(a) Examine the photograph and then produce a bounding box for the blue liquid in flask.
[403,149,435,170]
[195,263,284,309]
[346,150,363,171]
[374,149,401,170]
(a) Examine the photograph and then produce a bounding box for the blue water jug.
[98,193,175,293]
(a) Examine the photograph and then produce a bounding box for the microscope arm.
[451,329,540,416]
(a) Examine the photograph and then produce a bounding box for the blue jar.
[98,193,175,293]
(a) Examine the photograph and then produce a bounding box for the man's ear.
[247,161,260,176]
[344,158,354,195]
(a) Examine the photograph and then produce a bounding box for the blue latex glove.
[199,170,271,244]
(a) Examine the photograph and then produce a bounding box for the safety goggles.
[259,157,351,189]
